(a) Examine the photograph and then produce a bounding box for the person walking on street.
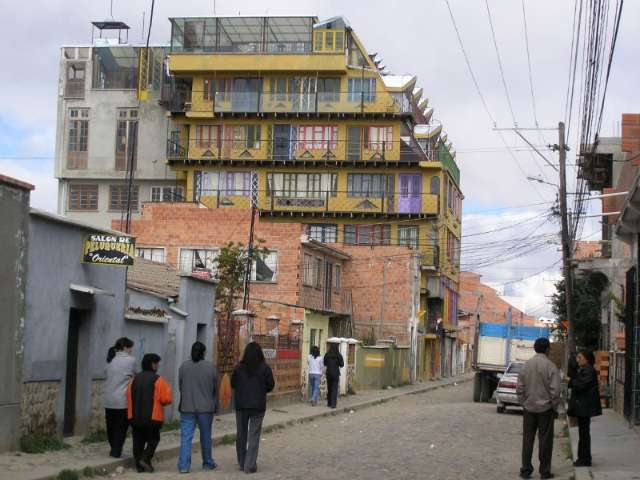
[103,337,136,458]
[324,342,344,409]
[307,346,323,406]
[127,353,172,473]
[568,349,602,467]
[177,341,219,473]
[516,337,561,479]
[231,342,275,474]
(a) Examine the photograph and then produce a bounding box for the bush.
[56,470,79,480]
[20,434,70,454]
[82,466,95,477]
[81,430,108,444]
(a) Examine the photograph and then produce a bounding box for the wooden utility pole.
[557,121,575,357]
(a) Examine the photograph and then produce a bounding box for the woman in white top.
[307,346,323,406]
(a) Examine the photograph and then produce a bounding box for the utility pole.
[556,121,576,360]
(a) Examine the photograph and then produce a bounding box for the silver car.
[495,362,524,413]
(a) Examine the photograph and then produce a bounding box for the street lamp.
[526,176,558,188]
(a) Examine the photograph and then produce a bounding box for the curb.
[34,375,470,480]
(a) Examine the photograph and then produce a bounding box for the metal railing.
[166,89,413,115]
[166,138,428,164]
[160,84,192,112]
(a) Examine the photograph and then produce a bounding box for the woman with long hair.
[103,337,136,458]
[177,341,219,473]
[307,345,323,406]
[323,342,344,409]
[568,349,602,467]
[231,342,275,474]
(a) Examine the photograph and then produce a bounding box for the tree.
[551,273,607,350]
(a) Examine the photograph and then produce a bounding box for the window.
[317,78,340,103]
[347,77,376,103]
[364,126,393,151]
[92,47,139,89]
[430,176,441,195]
[232,125,261,149]
[347,173,393,197]
[196,125,222,149]
[151,186,184,202]
[135,247,165,263]
[179,248,218,274]
[65,62,86,98]
[200,171,252,196]
[252,251,278,282]
[399,225,419,249]
[334,264,341,290]
[267,173,337,198]
[303,253,316,286]
[68,184,98,211]
[313,30,345,52]
[115,109,138,170]
[203,78,231,101]
[308,224,337,243]
[344,224,391,245]
[297,125,338,150]
[67,108,89,169]
[109,185,139,211]
[314,257,323,287]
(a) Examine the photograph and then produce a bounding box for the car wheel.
[473,373,482,402]
[497,405,506,414]
[479,374,490,402]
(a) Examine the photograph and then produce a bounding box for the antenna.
[110,0,114,19]
[213,0,216,15]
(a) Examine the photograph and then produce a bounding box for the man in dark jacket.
[177,342,218,473]
[568,350,602,467]
[324,342,344,409]
[231,342,275,474]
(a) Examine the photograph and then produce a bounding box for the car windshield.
[506,363,524,374]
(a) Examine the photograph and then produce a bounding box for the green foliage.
[361,327,377,346]
[81,467,95,478]
[161,419,180,432]
[56,470,79,480]
[20,434,70,454]
[552,273,606,350]
[81,430,108,444]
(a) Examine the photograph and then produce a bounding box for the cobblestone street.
[116,382,572,480]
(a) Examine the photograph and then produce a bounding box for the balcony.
[183,90,412,117]
[421,246,440,271]
[166,137,423,167]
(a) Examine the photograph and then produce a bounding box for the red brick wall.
[338,245,418,346]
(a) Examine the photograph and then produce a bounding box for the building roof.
[30,208,127,236]
[381,74,416,90]
[301,236,351,260]
[0,174,35,191]
[127,258,181,298]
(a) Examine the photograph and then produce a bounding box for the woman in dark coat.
[231,342,275,474]
[568,349,602,467]
[323,343,344,409]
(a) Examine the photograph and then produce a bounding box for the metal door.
[63,309,81,436]
[398,174,422,213]
[273,125,293,160]
[347,126,361,161]
[324,262,333,311]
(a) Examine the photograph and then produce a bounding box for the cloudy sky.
[1,0,638,317]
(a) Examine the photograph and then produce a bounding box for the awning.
[70,283,115,297]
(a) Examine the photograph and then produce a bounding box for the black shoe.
[245,466,257,474]
[540,474,554,479]
[573,459,591,467]
[136,464,145,473]
[519,474,531,479]
[139,460,154,473]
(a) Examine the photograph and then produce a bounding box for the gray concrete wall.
[23,213,127,436]
[0,182,30,451]
[55,46,178,228]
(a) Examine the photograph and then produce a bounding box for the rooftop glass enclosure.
[170,17,317,53]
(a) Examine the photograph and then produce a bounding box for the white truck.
[472,321,550,403]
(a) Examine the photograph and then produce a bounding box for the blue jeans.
[309,374,321,404]
[177,412,215,472]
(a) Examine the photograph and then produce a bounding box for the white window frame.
[135,247,166,263]
[252,250,278,283]
[178,247,219,275]
[151,185,184,202]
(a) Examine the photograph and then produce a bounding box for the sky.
[1,0,638,317]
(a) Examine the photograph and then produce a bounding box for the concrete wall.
[22,213,127,437]
[55,46,178,228]
[355,345,410,390]
[0,181,30,451]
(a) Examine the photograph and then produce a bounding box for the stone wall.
[21,381,60,436]
[88,380,105,433]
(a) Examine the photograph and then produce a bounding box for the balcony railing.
[192,188,439,217]
[166,138,426,165]
[421,245,440,270]
[160,83,192,112]
[171,89,413,116]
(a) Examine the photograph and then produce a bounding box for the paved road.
[117,382,572,479]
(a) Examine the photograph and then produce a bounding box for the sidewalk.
[569,410,640,480]
[0,375,471,480]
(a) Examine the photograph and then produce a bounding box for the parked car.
[495,362,525,413]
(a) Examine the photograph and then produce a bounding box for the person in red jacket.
[127,353,172,473]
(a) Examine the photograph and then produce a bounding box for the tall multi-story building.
[54,22,182,229]
[54,15,463,379]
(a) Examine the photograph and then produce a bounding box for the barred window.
[399,225,419,249]
[344,224,390,245]
[347,173,393,197]
[68,184,98,210]
[308,224,337,243]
